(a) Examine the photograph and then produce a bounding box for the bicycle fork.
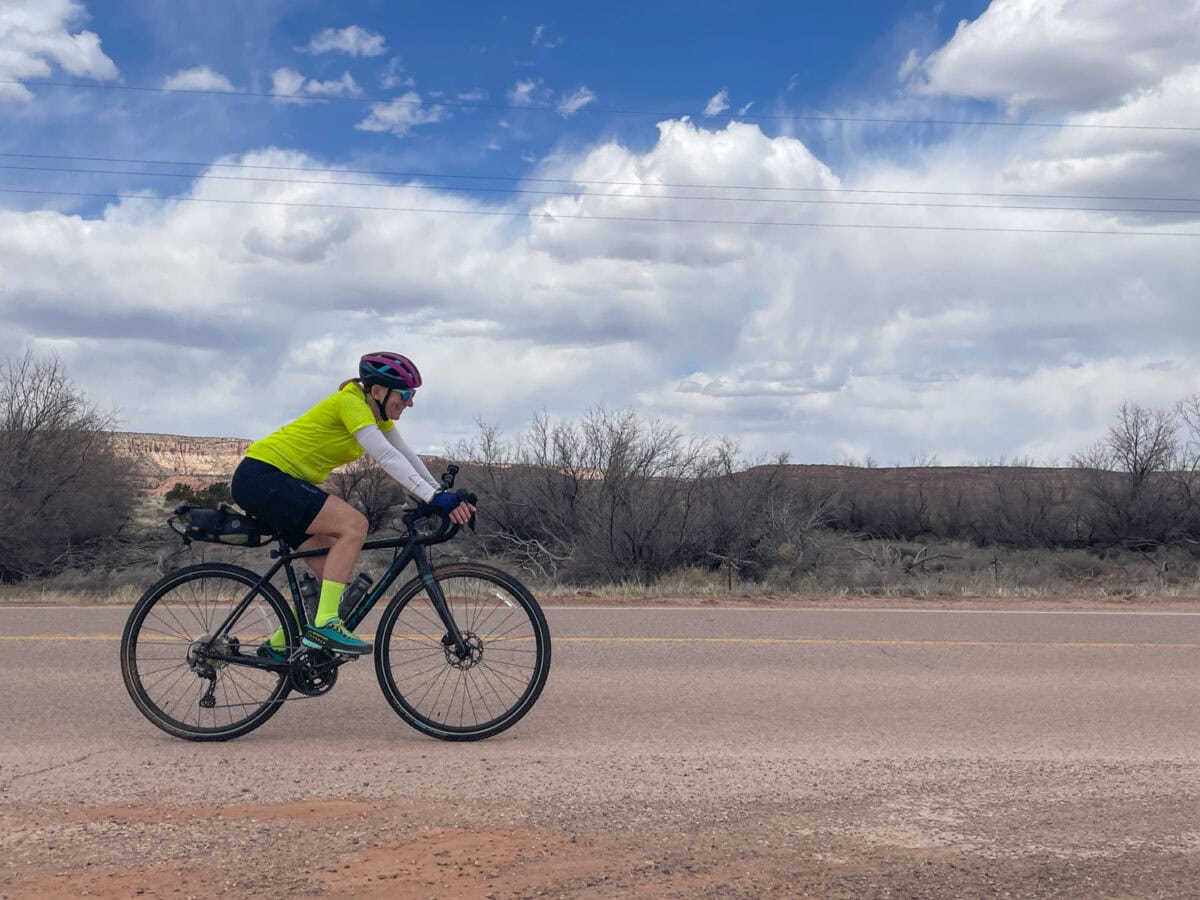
[414,551,470,660]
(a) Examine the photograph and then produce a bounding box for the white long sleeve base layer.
[353,424,442,502]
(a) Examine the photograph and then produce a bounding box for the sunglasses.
[394,389,416,402]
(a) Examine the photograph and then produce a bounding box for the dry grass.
[4,538,1199,605]
[518,540,1200,602]
[0,579,148,606]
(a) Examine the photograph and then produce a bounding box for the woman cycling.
[230,351,475,657]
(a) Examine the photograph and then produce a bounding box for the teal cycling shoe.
[302,617,372,656]
[256,642,289,663]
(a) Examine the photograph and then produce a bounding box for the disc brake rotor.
[443,631,484,669]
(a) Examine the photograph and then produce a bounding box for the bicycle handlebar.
[401,466,477,544]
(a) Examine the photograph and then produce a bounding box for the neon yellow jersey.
[246,383,395,484]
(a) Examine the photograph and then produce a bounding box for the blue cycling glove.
[428,491,462,513]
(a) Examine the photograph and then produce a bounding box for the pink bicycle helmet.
[359,352,422,391]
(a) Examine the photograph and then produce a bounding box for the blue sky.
[2,0,1199,465]
[4,0,993,210]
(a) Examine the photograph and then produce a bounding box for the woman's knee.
[308,496,368,541]
[342,509,368,541]
[327,500,368,541]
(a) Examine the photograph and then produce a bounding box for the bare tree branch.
[0,349,135,581]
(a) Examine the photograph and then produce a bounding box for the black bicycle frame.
[203,515,470,664]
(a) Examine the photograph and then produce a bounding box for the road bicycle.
[120,467,551,742]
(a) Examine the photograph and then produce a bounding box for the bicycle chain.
[196,651,350,709]
[195,692,328,711]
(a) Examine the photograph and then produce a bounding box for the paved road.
[3,604,1200,897]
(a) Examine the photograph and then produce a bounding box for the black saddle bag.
[169,504,273,547]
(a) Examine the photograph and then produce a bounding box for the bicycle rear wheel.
[121,563,296,741]
[374,563,551,741]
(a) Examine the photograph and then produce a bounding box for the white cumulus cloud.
[912,0,1200,112]
[558,86,596,117]
[304,72,361,97]
[271,68,360,102]
[306,25,387,57]
[704,89,730,116]
[354,92,447,136]
[380,57,413,90]
[270,67,307,102]
[508,79,539,106]
[6,106,1198,465]
[163,66,233,92]
[0,0,118,102]
[6,3,1200,465]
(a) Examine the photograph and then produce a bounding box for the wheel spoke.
[123,566,291,740]
[380,567,548,738]
[141,617,194,644]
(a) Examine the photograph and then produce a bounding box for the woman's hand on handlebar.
[428,489,477,526]
[448,498,475,526]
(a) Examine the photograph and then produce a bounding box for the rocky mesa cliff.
[107,432,253,495]
[105,432,1088,509]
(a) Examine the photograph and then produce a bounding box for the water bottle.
[338,572,374,620]
[298,573,319,624]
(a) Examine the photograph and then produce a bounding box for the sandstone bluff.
[106,432,253,496]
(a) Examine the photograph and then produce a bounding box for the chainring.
[288,649,342,696]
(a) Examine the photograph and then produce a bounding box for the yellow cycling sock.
[315,578,346,627]
[268,600,302,649]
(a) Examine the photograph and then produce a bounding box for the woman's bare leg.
[301,495,368,584]
[294,535,335,580]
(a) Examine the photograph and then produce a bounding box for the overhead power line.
[2,186,1198,237]
[6,162,1200,217]
[2,78,1197,132]
[3,152,1199,206]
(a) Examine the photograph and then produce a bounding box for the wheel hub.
[443,631,484,669]
[187,634,230,670]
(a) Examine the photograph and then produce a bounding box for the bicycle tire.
[121,563,297,742]
[374,562,551,741]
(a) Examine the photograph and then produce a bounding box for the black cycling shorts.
[230,457,329,550]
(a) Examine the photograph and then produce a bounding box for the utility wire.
[7,163,1200,216]
[2,78,1197,132]
[3,151,1199,205]
[3,186,1198,237]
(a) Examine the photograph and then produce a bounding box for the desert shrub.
[452,409,836,586]
[164,481,233,507]
[0,351,136,582]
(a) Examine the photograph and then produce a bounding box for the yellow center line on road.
[565,637,1200,649]
[4,634,1200,649]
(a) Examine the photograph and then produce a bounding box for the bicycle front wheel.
[121,563,296,742]
[375,563,551,741]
